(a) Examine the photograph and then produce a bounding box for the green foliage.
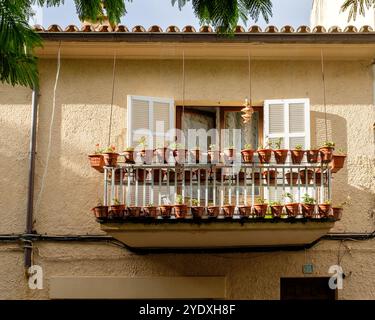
[112,198,121,205]
[322,141,335,148]
[341,0,374,22]
[175,195,184,205]
[294,144,303,150]
[255,197,267,205]
[123,146,134,151]
[274,138,282,149]
[269,200,282,206]
[243,143,253,149]
[191,199,200,206]
[302,194,315,205]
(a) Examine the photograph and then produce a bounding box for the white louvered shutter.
[127,95,175,147]
[264,99,310,149]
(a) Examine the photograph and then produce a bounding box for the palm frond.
[341,0,374,22]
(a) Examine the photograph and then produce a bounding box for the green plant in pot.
[237,201,252,218]
[329,148,347,173]
[207,202,220,218]
[171,142,188,164]
[332,196,350,221]
[174,195,188,219]
[91,199,108,219]
[109,198,125,219]
[127,203,142,218]
[241,143,254,163]
[253,198,268,218]
[318,199,332,218]
[88,143,105,172]
[257,142,272,164]
[319,141,335,163]
[301,194,316,218]
[208,144,221,164]
[290,144,305,164]
[283,193,300,218]
[123,146,135,164]
[142,203,158,219]
[224,145,236,158]
[273,138,288,164]
[155,141,171,164]
[191,199,205,219]
[138,136,154,164]
[222,202,235,218]
[102,145,119,167]
[269,200,284,218]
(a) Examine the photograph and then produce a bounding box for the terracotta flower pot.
[159,205,172,219]
[224,148,235,158]
[253,204,268,218]
[142,206,158,218]
[290,150,305,164]
[195,169,208,182]
[103,152,119,167]
[306,150,320,163]
[285,172,299,185]
[299,169,314,185]
[140,149,154,164]
[123,150,135,163]
[88,154,104,172]
[174,204,188,219]
[241,149,254,163]
[208,150,221,163]
[108,169,126,183]
[127,206,141,218]
[191,206,205,219]
[270,205,284,218]
[332,207,343,220]
[164,170,191,182]
[108,204,125,219]
[135,168,147,182]
[238,205,252,218]
[207,206,220,218]
[92,206,108,219]
[190,149,201,164]
[285,203,300,217]
[222,205,235,218]
[263,170,277,182]
[150,168,163,183]
[319,147,334,163]
[329,155,346,173]
[318,203,332,218]
[257,149,272,164]
[301,203,316,218]
[274,149,288,164]
[173,149,188,164]
[155,147,170,164]
[252,172,262,185]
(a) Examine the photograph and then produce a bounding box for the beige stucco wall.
[0,57,374,299]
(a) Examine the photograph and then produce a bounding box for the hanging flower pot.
[238,205,252,218]
[174,195,188,218]
[123,147,135,164]
[150,168,163,183]
[318,202,332,218]
[108,201,125,219]
[290,146,305,164]
[208,145,221,163]
[159,205,172,219]
[285,171,299,185]
[102,151,119,167]
[224,147,236,159]
[222,204,235,218]
[263,169,277,182]
[207,206,220,218]
[270,203,284,218]
[172,146,188,164]
[299,169,314,185]
[191,200,205,219]
[155,147,171,164]
[88,154,105,172]
[92,205,108,219]
[142,205,158,219]
[253,203,268,218]
[329,153,346,173]
[127,206,142,218]
[195,168,208,182]
[332,207,343,220]
[257,148,272,164]
[190,148,201,164]
[285,203,300,218]
[301,204,316,218]
[140,149,154,164]
[306,149,320,163]
[241,144,254,163]
[319,142,335,163]
[274,149,289,164]
[135,168,147,182]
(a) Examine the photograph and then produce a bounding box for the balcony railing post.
[104,167,108,206]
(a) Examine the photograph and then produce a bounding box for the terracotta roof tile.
[166,25,180,32]
[182,25,196,32]
[148,25,163,32]
[47,24,62,32]
[115,25,129,32]
[199,26,213,33]
[132,25,146,32]
[296,25,310,33]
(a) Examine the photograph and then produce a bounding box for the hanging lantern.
[241,98,254,124]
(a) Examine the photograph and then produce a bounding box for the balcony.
[91,149,342,249]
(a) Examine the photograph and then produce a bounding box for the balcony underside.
[101,219,334,250]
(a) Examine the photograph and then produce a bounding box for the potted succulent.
[159,204,173,219]
[207,203,220,218]
[299,169,314,185]
[318,200,332,218]
[123,146,135,164]
[173,195,188,219]
[224,145,236,158]
[329,148,347,173]
[102,145,119,167]
[171,143,188,164]
[138,136,154,164]
[269,201,284,218]
[273,138,289,164]
[222,202,235,218]
[262,169,277,182]
[290,145,305,164]
[191,199,205,219]
[284,193,299,218]
[301,194,316,218]
[88,144,105,172]
[257,142,272,164]
[208,144,221,164]
[109,198,125,219]
[142,203,158,219]
[237,203,252,218]
[241,143,255,163]
[253,198,268,218]
[127,204,142,218]
[92,199,108,219]
[306,147,320,164]
[332,196,350,221]
[155,142,171,164]
[319,141,335,163]
[285,171,299,185]
[190,147,201,164]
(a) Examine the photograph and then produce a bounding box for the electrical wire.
[35,41,62,213]
[108,51,117,146]
[320,48,329,141]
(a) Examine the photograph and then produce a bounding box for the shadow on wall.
[312,111,375,232]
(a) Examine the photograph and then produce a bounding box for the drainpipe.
[25,89,39,269]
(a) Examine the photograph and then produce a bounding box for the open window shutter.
[264,99,310,149]
[127,95,175,148]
